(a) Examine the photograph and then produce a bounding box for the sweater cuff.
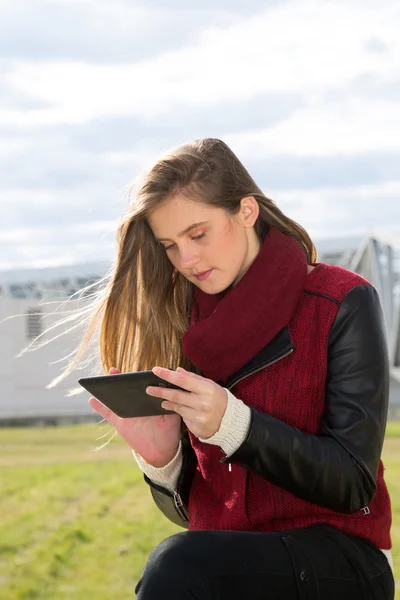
[199,388,251,457]
[132,441,182,493]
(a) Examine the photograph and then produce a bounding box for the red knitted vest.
[186,263,392,549]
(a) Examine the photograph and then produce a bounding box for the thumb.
[88,396,120,427]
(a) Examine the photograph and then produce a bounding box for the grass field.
[1,422,399,599]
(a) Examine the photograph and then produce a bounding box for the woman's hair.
[34,137,317,387]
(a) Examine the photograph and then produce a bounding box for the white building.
[1,234,400,425]
[0,262,108,425]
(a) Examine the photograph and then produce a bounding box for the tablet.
[78,370,187,418]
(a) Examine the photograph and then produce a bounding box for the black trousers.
[135,525,394,599]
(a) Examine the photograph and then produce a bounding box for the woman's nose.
[180,248,199,270]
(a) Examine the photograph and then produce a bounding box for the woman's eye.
[163,233,206,252]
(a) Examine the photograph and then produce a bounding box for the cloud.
[246,150,400,190]
[344,72,400,102]
[2,0,399,128]
[0,0,243,64]
[0,186,123,230]
[130,0,279,9]
[1,127,399,194]
[0,131,134,190]
[272,181,400,239]
[0,219,117,271]
[0,82,53,110]
[0,0,399,270]
[61,92,304,153]
[1,180,399,271]
[364,37,390,54]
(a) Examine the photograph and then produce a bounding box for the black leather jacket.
[144,284,390,528]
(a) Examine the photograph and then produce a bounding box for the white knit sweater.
[133,388,250,489]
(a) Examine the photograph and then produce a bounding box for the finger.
[161,401,198,422]
[176,367,206,381]
[146,385,195,408]
[152,366,205,395]
[88,396,120,427]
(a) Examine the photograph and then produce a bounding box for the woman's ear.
[241,196,259,227]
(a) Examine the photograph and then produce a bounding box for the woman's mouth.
[194,269,213,281]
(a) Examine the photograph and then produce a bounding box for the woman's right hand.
[88,368,182,467]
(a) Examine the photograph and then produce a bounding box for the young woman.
[78,138,394,598]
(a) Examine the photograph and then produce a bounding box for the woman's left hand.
[146,366,228,440]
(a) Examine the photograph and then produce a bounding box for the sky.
[1,0,400,271]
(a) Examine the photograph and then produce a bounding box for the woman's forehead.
[148,196,220,235]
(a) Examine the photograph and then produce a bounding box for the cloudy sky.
[1,0,400,271]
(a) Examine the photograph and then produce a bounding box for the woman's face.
[147,194,261,294]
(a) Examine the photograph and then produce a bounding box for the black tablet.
[78,370,187,418]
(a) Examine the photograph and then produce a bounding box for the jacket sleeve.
[223,284,390,513]
[143,430,197,527]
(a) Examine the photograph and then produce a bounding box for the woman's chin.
[195,277,235,296]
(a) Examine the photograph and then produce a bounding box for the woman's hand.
[146,366,228,439]
[88,368,182,467]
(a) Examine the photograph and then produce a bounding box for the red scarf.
[182,227,309,382]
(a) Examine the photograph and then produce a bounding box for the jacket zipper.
[225,347,294,473]
[226,348,294,391]
[173,490,189,520]
[146,477,189,521]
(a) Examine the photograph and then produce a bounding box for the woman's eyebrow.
[156,221,209,242]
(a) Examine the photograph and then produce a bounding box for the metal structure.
[316,232,400,416]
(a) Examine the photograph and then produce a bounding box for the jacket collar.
[222,326,295,390]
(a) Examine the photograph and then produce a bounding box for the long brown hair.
[40,137,317,386]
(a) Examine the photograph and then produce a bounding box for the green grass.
[0,421,399,599]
